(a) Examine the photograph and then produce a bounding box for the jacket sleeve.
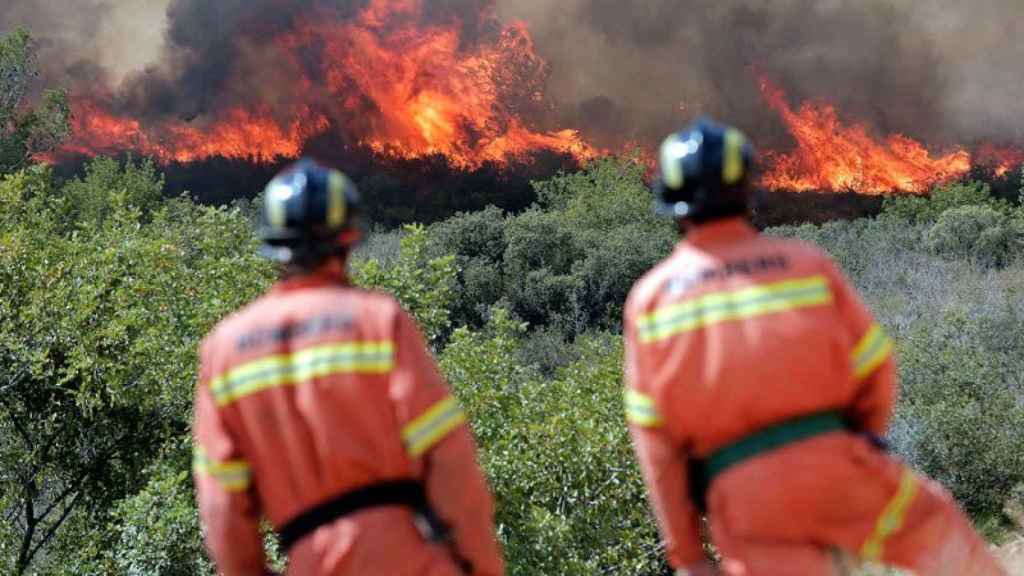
[193,339,267,576]
[389,309,505,576]
[624,302,706,569]
[823,259,897,436]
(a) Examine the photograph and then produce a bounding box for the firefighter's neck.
[283,255,349,285]
[316,256,349,282]
[677,215,755,241]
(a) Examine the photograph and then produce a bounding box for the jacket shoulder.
[758,233,833,260]
[626,253,683,316]
[201,286,405,351]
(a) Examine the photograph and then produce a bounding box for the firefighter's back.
[627,222,910,554]
[628,224,862,454]
[626,119,1005,575]
[203,281,461,575]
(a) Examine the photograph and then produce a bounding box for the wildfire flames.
[54,0,1022,195]
[62,100,329,164]
[758,79,972,194]
[758,78,1023,194]
[60,0,597,168]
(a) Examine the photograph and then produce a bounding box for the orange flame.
[56,0,597,168]
[974,144,1024,178]
[63,100,329,164]
[291,1,598,167]
[759,78,972,194]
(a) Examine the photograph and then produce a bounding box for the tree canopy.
[0,29,69,174]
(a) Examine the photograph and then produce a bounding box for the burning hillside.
[758,78,972,194]
[9,0,1024,199]
[57,0,596,169]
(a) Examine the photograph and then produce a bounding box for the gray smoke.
[2,0,1022,148]
[0,0,168,88]
[497,0,1024,147]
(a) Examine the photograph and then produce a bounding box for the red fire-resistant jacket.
[193,271,504,576]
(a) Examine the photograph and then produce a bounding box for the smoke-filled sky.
[2,0,1022,148]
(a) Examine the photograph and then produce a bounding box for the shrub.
[426,206,509,328]
[441,315,665,575]
[926,205,1020,266]
[882,180,1010,225]
[351,223,457,344]
[109,463,213,576]
[896,312,1024,524]
[0,160,274,574]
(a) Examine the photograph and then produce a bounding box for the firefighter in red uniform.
[192,159,504,576]
[624,120,1006,576]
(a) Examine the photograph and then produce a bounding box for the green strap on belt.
[688,410,849,511]
[704,410,847,486]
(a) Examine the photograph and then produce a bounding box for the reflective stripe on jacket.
[623,218,896,568]
[193,270,504,576]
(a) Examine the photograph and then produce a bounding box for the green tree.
[441,312,665,575]
[926,204,1022,266]
[426,158,676,339]
[0,29,69,175]
[882,180,1011,225]
[0,159,274,574]
[426,206,509,329]
[351,223,457,345]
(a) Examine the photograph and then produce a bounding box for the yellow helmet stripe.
[659,134,687,190]
[266,183,290,229]
[722,128,746,185]
[327,171,348,228]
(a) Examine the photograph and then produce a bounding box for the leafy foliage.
[2,137,1019,575]
[0,29,69,175]
[926,205,1022,266]
[882,180,1011,225]
[0,159,274,574]
[351,223,457,344]
[441,311,665,575]
[425,158,675,338]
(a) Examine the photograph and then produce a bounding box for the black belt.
[278,480,439,552]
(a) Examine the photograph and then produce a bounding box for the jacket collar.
[678,217,757,250]
[272,269,349,293]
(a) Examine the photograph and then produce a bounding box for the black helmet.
[259,159,362,266]
[653,118,755,222]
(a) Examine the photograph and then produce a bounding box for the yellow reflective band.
[660,134,687,190]
[266,183,290,229]
[401,396,467,457]
[625,389,663,427]
[637,276,833,344]
[722,128,746,185]
[327,171,348,228]
[193,446,252,492]
[861,468,918,561]
[851,324,894,380]
[210,341,395,407]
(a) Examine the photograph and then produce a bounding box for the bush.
[109,463,213,576]
[896,312,1024,525]
[882,180,1011,225]
[427,158,675,338]
[441,313,665,575]
[426,206,510,329]
[351,224,457,345]
[0,160,274,574]
[926,205,1021,266]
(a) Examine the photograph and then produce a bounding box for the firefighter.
[192,159,504,576]
[624,119,1006,576]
